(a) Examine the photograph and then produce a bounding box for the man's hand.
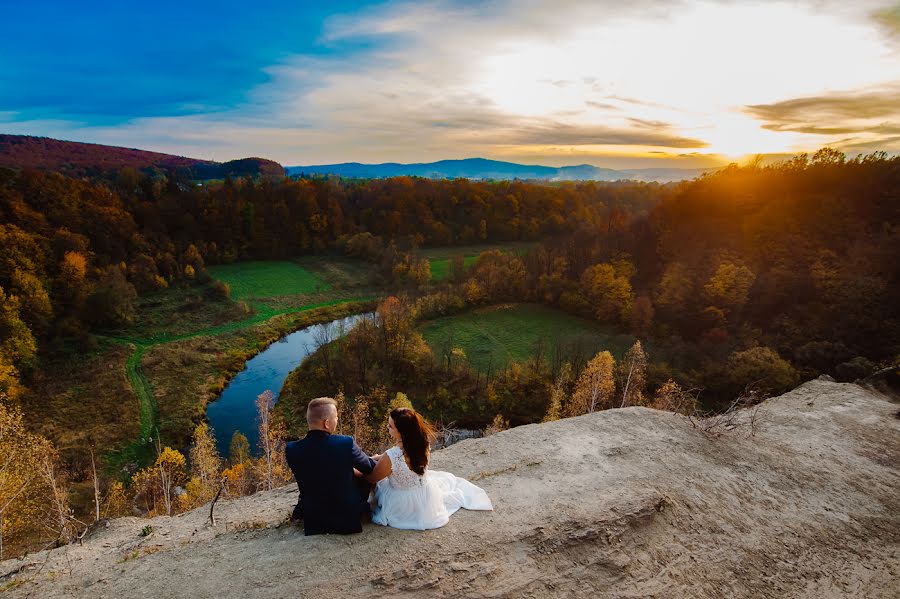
[371,453,382,461]
[353,468,363,478]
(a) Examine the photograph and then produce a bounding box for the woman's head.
[389,407,436,475]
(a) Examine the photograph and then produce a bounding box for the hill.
[0,134,284,178]
[3,378,897,598]
[287,157,714,182]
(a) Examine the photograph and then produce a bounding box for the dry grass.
[23,343,140,460]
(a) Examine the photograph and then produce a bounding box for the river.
[206,313,369,456]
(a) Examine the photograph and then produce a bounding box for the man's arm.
[350,440,376,474]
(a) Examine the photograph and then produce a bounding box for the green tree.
[703,261,755,317]
[84,266,137,328]
[228,431,251,466]
[725,347,798,397]
[0,287,37,369]
[9,271,51,335]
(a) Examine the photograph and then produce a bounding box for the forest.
[0,147,897,557]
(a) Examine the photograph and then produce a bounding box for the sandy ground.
[2,378,898,598]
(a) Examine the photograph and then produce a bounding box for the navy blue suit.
[284,430,376,535]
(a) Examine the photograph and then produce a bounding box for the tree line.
[0,147,897,557]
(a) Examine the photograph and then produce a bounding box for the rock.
[3,380,898,598]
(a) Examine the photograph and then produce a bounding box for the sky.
[1,0,899,168]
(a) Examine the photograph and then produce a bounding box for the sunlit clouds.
[2,0,899,167]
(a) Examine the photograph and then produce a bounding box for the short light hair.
[307,397,338,426]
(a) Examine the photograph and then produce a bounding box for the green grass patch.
[208,261,330,300]
[429,255,478,281]
[420,242,537,280]
[121,283,251,342]
[292,256,375,288]
[419,303,635,372]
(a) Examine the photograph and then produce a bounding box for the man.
[284,397,376,535]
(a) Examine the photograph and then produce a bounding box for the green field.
[429,255,478,280]
[419,303,635,371]
[208,261,330,299]
[421,242,537,281]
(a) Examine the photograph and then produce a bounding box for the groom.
[284,397,376,535]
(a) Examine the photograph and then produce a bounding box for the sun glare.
[470,2,900,157]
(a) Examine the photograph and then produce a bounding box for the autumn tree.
[84,265,137,328]
[223,430,253,497]
[568,351,615,416]
[187,422,222,505]
[543,362,571,422]
[703,261,756,319]
[9,270,52,335]
[0,397,64,558]
[648,380,698,415]
[56,250,88,315]
[629,295,655,336]
[617,341,647,408]
[132,446,187,516]
[580,261,634,324]
[228,430,251,466]
[102,482,128,518]
[654,261,693,316]
[484,413,509,436]
[253,390,290,491]
[0,287,37,370]
[725,346,799,397]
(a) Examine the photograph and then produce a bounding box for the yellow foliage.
[0,397,65,558]
[222,463,252,497]
[568,351,616,416]
[103,481,128,518]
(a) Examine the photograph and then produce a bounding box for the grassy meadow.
[207,260,330,299]
[421,242,536,280]
[419,303,635,372]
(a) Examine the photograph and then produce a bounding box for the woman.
[366,407,493,530]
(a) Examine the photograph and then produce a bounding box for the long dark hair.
[390,407,436,475]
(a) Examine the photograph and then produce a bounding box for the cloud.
[874,4,900,37]
[479,121,707,148]
[745,87,900,146]
[6,0,900,166]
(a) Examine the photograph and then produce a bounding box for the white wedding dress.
[371,445,493,530]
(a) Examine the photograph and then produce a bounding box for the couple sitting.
[285,397,492,535]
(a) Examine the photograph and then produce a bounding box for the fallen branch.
[208,476,228,527]
[689,385,768,439]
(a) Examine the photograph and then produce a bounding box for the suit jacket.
[285,430,376,535]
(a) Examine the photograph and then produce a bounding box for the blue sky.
[2,1,899,167]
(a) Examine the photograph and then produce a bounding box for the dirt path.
[4,379,898,598]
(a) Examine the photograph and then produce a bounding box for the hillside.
[0,134,284,178]
[287,157,714,182]
[3,378,898,598]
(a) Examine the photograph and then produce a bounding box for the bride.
[365,407,493,530]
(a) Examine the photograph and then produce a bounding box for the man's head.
[307,397,338,432]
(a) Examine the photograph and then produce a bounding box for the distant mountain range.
[0,135,714,183]
[0,135,284,179]
[287,157,715,182]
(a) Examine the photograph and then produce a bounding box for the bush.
[835,356,876,382]
[204,280,231,301]
[725,346,799,397]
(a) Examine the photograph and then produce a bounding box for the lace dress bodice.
[386,445,425,489]
[371,446,493,530]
